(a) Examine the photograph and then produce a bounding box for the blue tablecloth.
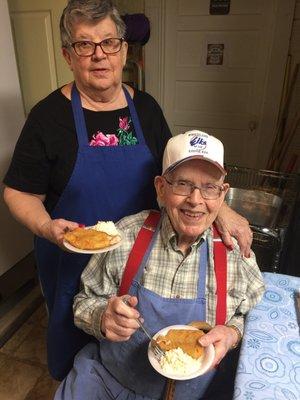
[234,272,300,400]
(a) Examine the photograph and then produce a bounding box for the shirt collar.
[160,210,209,250]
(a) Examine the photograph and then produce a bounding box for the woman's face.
[62,16,127,95]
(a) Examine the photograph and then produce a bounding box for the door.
[145,0,295,168]
[0,0,33,275]
[8,0,72,115]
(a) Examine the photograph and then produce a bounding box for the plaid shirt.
[74,210,264,339]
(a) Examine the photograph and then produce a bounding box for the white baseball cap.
[162,130,226,175]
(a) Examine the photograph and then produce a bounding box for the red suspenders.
[119,211,227,325]
[213,225,227,325]
[118,211,161,296]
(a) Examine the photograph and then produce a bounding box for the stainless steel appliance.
[226,188,282,228]
[225,166,300,272]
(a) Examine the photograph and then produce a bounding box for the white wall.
[0,0,33,276]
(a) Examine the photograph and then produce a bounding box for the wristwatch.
[226,324,242,349]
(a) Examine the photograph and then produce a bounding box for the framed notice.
[206,44,224,65]
[210,0,230,15]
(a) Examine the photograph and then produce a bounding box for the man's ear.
[154,176,166,205]
[222,183,230,198]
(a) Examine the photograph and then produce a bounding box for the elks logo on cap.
[189,135,207,149]
[188,133,208,155]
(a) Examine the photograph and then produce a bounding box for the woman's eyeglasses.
[164,177,225,200]
[71,38,124,57]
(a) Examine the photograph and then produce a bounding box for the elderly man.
[55,130,264,400]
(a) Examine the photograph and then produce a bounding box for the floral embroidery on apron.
[89,116,138,146]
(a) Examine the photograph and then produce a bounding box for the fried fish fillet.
[156,329,204,359]
[64,227,120,250]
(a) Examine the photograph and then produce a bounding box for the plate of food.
[148,324,215,380]
[63,221,123,254]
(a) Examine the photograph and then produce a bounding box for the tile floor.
[0,304,60,400]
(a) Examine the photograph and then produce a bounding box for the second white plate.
[148,324,215,380]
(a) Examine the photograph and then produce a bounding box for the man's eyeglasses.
[164,177,225,200]
[71,38,124,57]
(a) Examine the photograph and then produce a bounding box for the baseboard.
[0,284,43,347]
[0,251,37,302]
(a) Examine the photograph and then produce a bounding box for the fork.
[122,298,165,360]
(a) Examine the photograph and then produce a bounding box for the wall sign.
[210,0,230,15]
[206,44,224,65]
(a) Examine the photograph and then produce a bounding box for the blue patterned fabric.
[234,272,300,400]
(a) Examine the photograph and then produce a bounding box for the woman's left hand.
[215,203,253,257]
[198,325,239,368]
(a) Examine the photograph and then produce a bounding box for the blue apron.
[55,221,218,400]
[35,84,160,380]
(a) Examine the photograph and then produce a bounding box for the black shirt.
[4,88,171,212]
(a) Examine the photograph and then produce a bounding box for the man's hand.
[215,203,253,257]
[101,295,140,341]
[198,325,239,367]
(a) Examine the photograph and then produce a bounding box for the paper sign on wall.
[206,44,224,65]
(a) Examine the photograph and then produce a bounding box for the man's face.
[155,159,229,249]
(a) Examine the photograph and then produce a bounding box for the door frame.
[145,0,296,168]
[144,0,166,106]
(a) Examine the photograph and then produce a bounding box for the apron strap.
[197,239,208,308]
[118,210,161,296]
[123,85,146,144]
[71,83,89,148]
[213,223,227,325]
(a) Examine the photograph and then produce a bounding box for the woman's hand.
[39,218,80,247]
[215,203,253,257]
[198,325,239,368]
[100,295,140,342]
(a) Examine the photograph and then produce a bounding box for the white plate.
[148,324,215,380]
[63,227,124,254]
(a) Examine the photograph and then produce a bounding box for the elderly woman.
[55,130,264,400]
[3,0,252,381]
